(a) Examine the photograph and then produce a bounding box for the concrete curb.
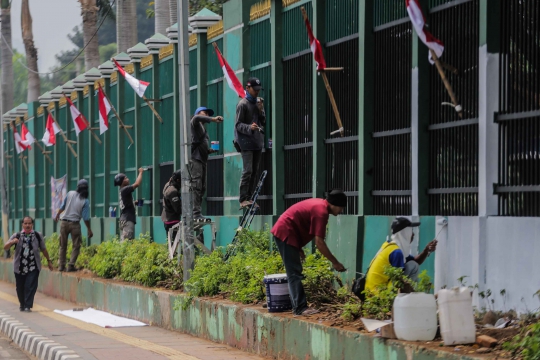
[0,261,480,360]
[0,311,80,360]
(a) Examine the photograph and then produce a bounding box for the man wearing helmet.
[161,169,182,236]
[114,168,144,241]
[54,179,93,272]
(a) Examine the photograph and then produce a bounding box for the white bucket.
[263,274,292,313]
[393,293,438,341]
[437,287,476,345]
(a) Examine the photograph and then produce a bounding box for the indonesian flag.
[406,0,444,64]
[214,45,245,98]
[113,59,149,98]
[303,12,326,71]
[13,127,27,154]
[97,86,111,134]
[20,123,35,149]
[42,114,61,147]
[65,96,88,136]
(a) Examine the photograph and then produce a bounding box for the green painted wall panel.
[250,19,271,66]
[373,0,408,27]
[206,82,224,156]
[223,154,243,198]
[362,216,393,273]
[327,215,360,283]
[283,2,313,57]
[325,0,359,42]
[419,216,436,284]
[152,216,167,244]
[189,49,198,87]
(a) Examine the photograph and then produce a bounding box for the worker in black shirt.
[114,168,144,241]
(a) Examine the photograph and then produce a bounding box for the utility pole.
[1,104,9,258]
[177,0,194,281]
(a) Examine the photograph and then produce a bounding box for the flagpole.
[97,83,135,146]
[430,49,463,118]
[10,122,28,173]
[300,7,344,137]
[47,111,78,158]
[32,140,53,164]
[63,93,102,144]
[143,96,164,124]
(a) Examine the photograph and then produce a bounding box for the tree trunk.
[79,0,100,70]
[116,0,138,53]
[169,0,177,26]
[1,4,13,113]
[155,0,170,35]
[21,0,40,102]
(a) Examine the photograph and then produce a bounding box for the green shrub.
[88,238,128,278]
[504,321,540,359]
[76,244,98,269]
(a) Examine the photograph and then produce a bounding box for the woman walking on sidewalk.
[3,216,53,312]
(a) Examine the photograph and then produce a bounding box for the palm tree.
[1,0,13,112]
[116,0,138,53]
[79,0,100,70]
[155,0,170,35]
[21,0,40,102]
[169,0,177,26]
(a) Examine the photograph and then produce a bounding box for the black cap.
[391,217,421,234]
[114,173,126,187]
[326,189,347,207]
[77,179,88,187]
[246,77,262,91]
[171,169,182,182]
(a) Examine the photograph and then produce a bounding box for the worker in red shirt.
[271,189,347,316]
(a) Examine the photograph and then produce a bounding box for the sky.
[10,0,81,73]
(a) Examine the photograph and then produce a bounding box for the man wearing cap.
[191,107,223,222]
[54,179,93,272]
[235,77,266,208]
[365,217,438,292]
[114,168,144,241]
[271,189,348,316]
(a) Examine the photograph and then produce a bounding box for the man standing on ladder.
[235,77,266,209]
[271,189,348,316]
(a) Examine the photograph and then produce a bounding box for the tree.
[154,0,170,35]
[79,0,100,70]
[117,0,138,53]
[21,0,40,102]
[1,0,13,112]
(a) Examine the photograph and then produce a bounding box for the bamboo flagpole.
[33,140,53,164]
[143,96,164,124]
[300,7,344,137]
[430,50,463,118]
[10,122,28,173]
[64,93,102,144]
[47,111,78,158]
[97,83,135,146]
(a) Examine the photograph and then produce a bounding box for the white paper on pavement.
[54,307,147,328]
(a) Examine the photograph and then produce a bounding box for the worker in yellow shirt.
[365,217,437,292]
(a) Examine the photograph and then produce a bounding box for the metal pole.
[177,0,194,281]
[0,113,9,259]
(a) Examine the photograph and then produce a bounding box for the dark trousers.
[191,159,207,217]
[239,150,262,203]
[59,220,82,268]
[274,237,307,315]
[15,270,39,309]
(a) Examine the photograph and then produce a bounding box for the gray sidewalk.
[0,281,264,360]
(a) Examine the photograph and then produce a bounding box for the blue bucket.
[263,274,292,313]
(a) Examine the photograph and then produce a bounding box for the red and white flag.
[97,86,111,134]
[406,0,444,64]
[13,127,27,154]
[65,96,88,136]
[20,123,35,149]
[214,45,245,98]
[42,114,61,147]
[113,59,149,98]
[303,13,326,71]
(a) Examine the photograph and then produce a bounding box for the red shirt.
[271,198,330,249]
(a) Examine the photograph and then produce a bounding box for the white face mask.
[390,227,413,262]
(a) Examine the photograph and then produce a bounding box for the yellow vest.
[365,242,400,292]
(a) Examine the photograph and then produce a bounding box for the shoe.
[66,266,78,272]
[23,308,31,312]
[295,308,319,316]
[239,200,251,209]
[193,216,211,223]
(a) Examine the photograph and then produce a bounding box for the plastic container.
[211,141,220,151]
[393,293,438,341]
[109,206,114,217]
[437,287,476,345]
[263,274,292,313]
